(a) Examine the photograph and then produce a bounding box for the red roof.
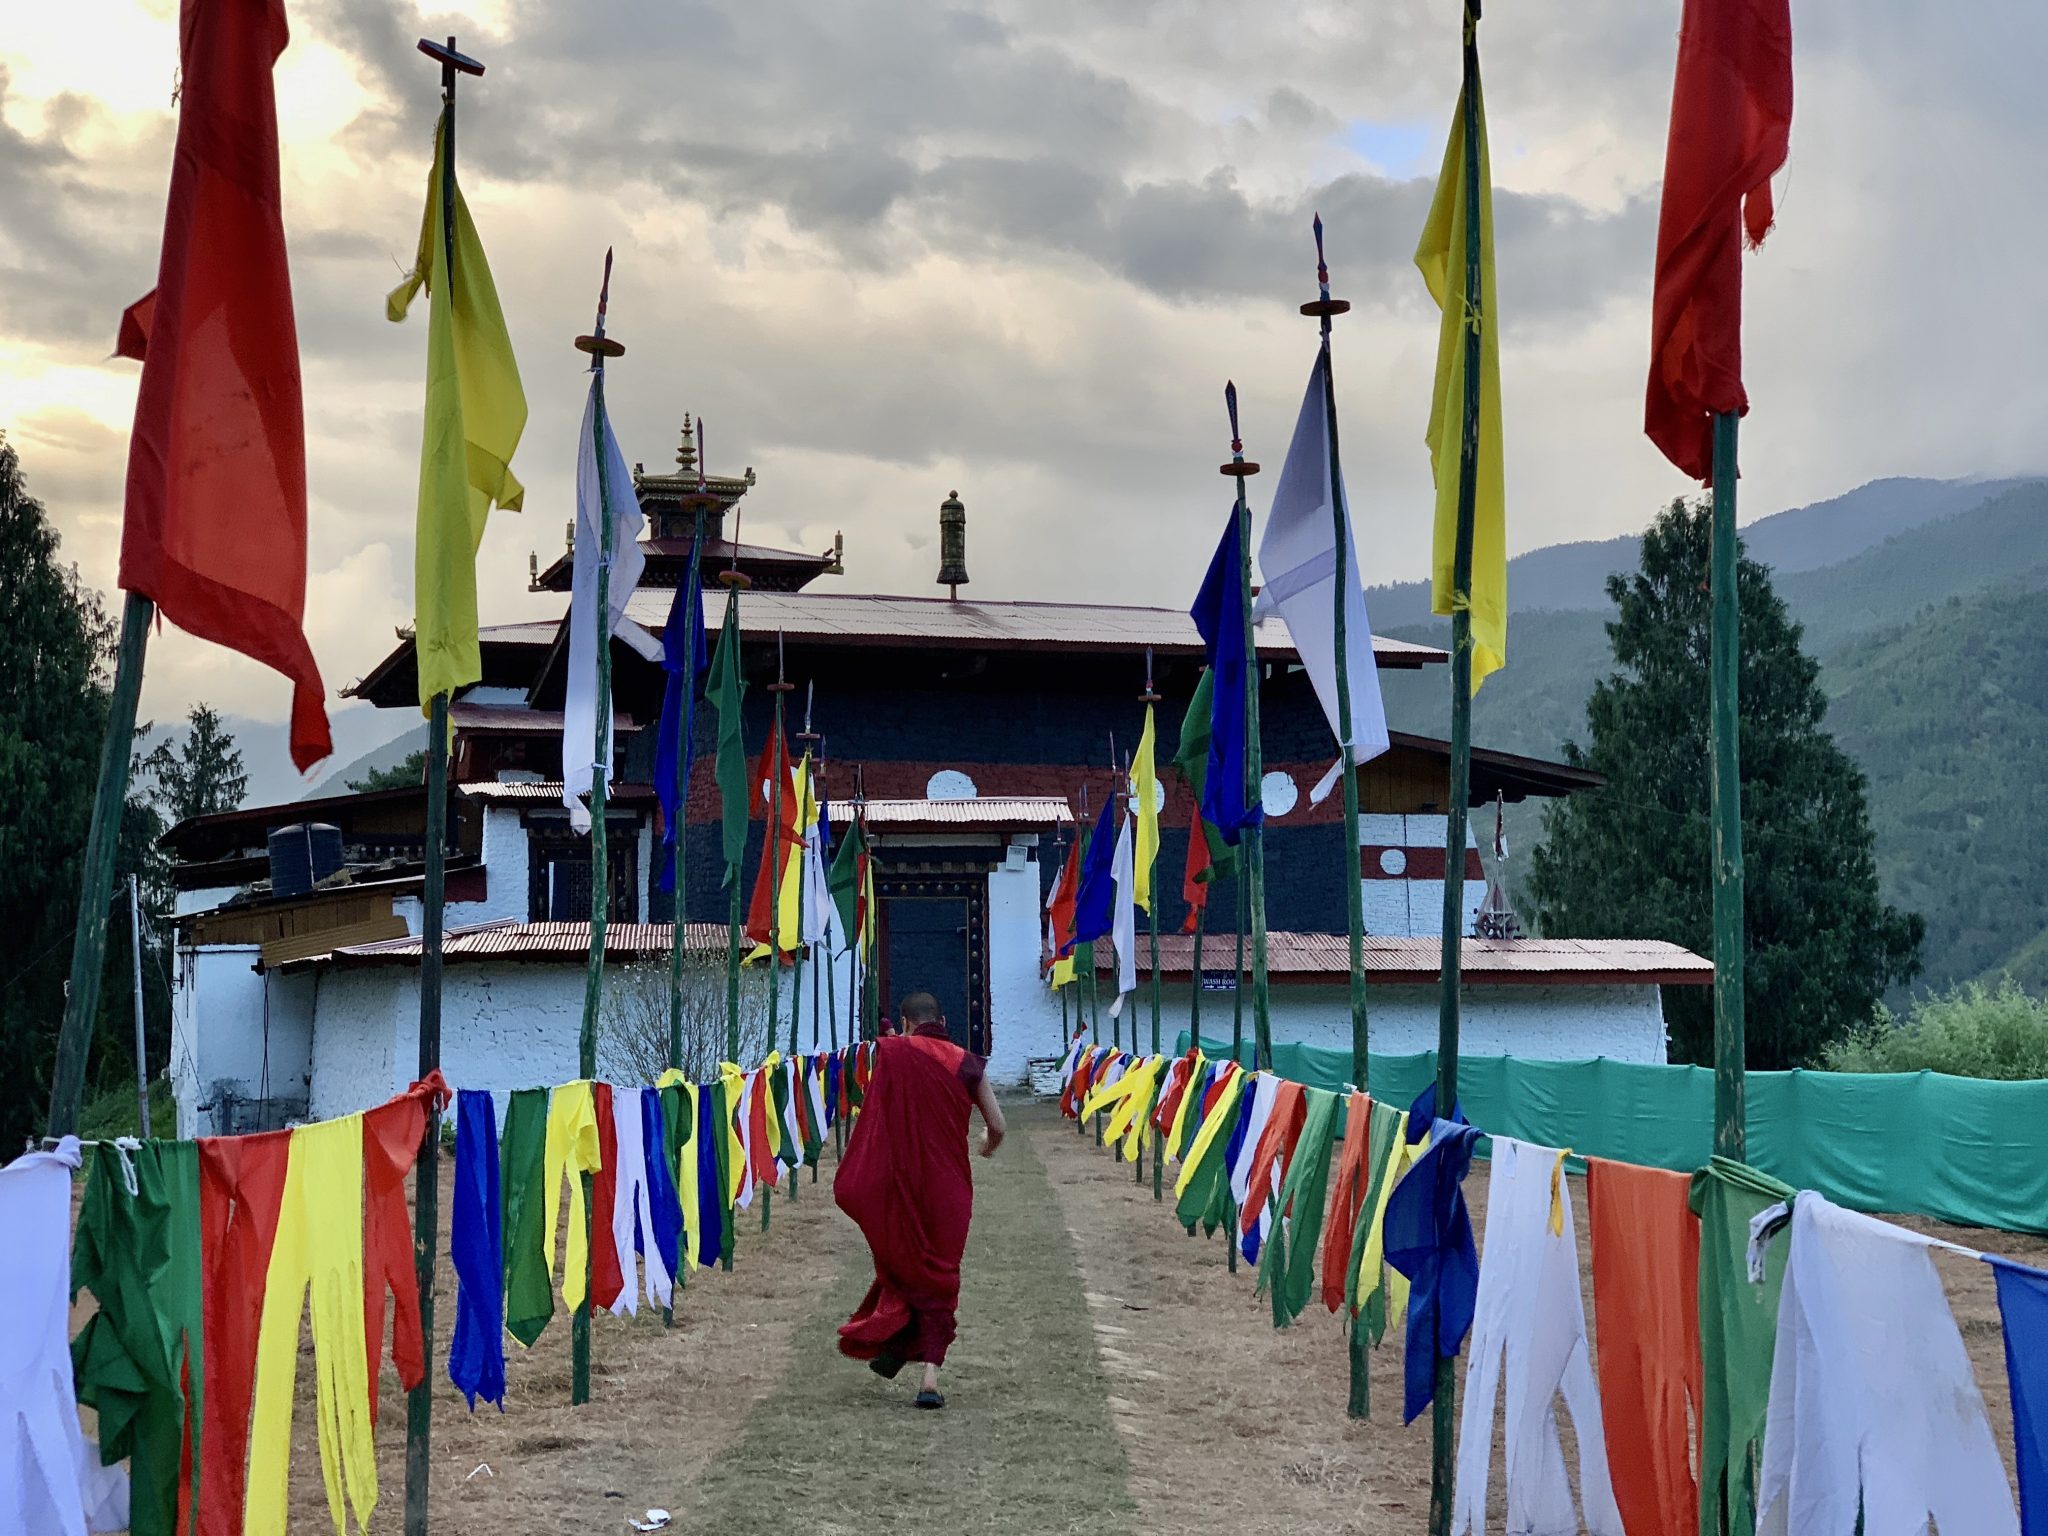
[1099,932,1712,987]
[619,588,1445,667]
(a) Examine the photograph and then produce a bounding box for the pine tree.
[0,434,115,1141]
[348,748,427,793]
[1528,498,1924,1068]
[143,702,248,823]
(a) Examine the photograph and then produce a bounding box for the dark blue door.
[882,896,971,1051]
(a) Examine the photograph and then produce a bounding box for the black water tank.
[269,823,343,897]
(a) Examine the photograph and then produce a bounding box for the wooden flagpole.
[1426,6,1485,1527]
[762,634,791,1229]
[1301,216,1377,1421]
[570,245,628,1408]
[1222,384,1273,1072]
[670,438,716,1075]
[403,35,483,1530]
[1142,655,1164,1198]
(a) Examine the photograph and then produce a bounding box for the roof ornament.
[1475,789,1523,939]
[937,489,969,598]
[675,412,697,476]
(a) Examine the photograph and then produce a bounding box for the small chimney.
[937,490,969,599]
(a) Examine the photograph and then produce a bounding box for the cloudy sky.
[2,0,2041,784]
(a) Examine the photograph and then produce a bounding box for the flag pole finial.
[1300,216,1352,335]
[1220,381,1260,479]
[574,247,626,360]
[770,629,792,693]
[1142,646,1159,704]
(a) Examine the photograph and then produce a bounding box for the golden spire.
[675,413,697,476]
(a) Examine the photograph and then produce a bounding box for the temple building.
[162,420,1706,1132]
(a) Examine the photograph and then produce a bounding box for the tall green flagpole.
[669,445,716,1075]
[1426,7,1485,1528]
[762,636,791,1229]
[570,246,629,1409]
[402,36,483,1530]
[1710,409,1745,1159]
[1222,384,1273,1072]
[1301,213,1376,1421]
[1141,658,1164,1198]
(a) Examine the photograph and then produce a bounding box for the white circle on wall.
[1379,847,1408,876]
[1149,779,1166,814]
[925,769,978,801]
[1259,771,1299,818]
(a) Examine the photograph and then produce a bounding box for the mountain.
[1375,474,2048,997]
[305,721,429,798]
[1364,475,2044,628]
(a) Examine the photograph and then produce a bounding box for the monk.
[834,992,1005,1409]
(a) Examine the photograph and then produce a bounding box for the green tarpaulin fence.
[1178,1033,2048,1236]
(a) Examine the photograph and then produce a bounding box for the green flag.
[708,588,749,882]
[827,815,870,950]
[1171,669,1238,881]
[1263,1086,1341,1327]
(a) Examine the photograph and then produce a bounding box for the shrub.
[1819,978,2048,1080]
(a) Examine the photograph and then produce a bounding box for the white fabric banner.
[1254,354,1390,802]
[1109,811,1137,1014]
[563,376,648,832]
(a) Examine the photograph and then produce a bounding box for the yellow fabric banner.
[1133,704,1159,911]
[1416,57,1507,693]
[388,107,527,709]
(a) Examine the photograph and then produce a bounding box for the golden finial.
[675,413,697,475]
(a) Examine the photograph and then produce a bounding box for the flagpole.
[1141,657,1164,1198]
[569,246,627,1409]
[1710,409,1745,1159]
[1426,8,1486,1529]
[402,35,483,1531]
[788,687,818,1197]
[715,545,749,1272]
[46,591,151,1139]
[670,447,717,1078]
[1222,383,1273,1072]
[1232,874,1246,1066]
[762,637,791,1230]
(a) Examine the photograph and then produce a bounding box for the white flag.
[1253,354,1390,802]
[563,375,648,832]
[802,827,833,949]
[1108,811,1137,1016]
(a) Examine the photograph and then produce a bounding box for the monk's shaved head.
[900,992,942,1025]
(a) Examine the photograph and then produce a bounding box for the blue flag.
[1071,792,1120,945]
[1989,1256,2048,1533]
[447,1090,505,1410]
[1385,1084,1480,1424]
[1191,504,1261,843]
[654,557,712,895]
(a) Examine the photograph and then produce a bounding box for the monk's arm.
[973,1074,1006,1157]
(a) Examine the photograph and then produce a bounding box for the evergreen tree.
[347,748,427,793]
[143,702,248,823]
[0,435,115,1141]
[1529,498,1924,1068]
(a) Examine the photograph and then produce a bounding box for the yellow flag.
[1132,703,1159,911]
[389,107,528,710]
[1416,58,1506,693]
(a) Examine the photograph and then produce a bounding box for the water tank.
[268,823,343,897]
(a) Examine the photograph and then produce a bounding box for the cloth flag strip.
[708,588,750,882]
[115,0,331,769]
[1133,704,1160,911]
[654,534,712,891]
[388,106,527,712]
[562,373,649,831]
[1072,793,1120,945]
[1108,809,1137,1010]
[827,813,876,958]
[1189,508,1261,842]
[1046,833,1082,985]
[1416,54,1508,693]
[1253,358,1390,796]
[1645,0,1794,481]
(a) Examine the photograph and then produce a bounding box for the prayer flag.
[1417,60,1508,692]
[1989,1257,2048,1536]
[562,375,648,832]
[116,0,331,769]
[1109,810,1137,1009]
[1170,669,1238,883]
[707,590,748,883]
[1132,704,1160,911]
[827,814,873,956]
[1645,0,1793,482]
[1189,508,1261,842]
[1047,834,1081,986]
[1181,803,1214,933]
[654,547,711,893]
[1072,793,1119,945]
[1255,359,1390,789]
[389,108,527,711]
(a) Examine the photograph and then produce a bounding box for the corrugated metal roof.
[620,588,1444,667]
[827,796,1073,828]
[1100,932,1712,986]
[459,781,659,803]
[289,919,731,969]
[450,702,638,733]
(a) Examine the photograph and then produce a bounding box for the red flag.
[743,721,800,946]
[116,0,331,769]
[1045,835,1081,970]
[1644,0,1793,483]
[1181,804,1215,933]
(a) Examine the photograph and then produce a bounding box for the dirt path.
[677,1114,1139,1535]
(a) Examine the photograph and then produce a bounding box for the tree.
[1528,498,1923,1068]
[348,748,427,793]
[143,702,247,823]
[0,434,116,1143]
